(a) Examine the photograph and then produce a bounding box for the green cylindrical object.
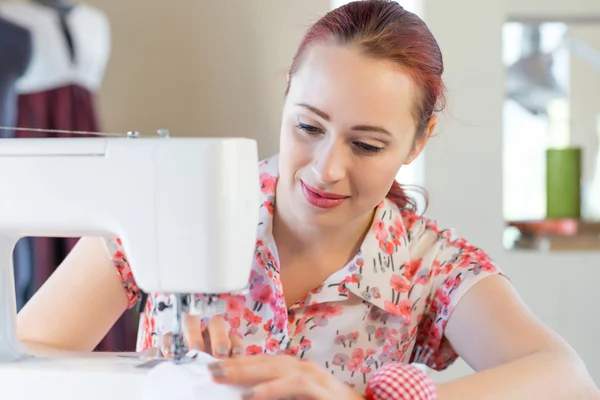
[546,147,582,219]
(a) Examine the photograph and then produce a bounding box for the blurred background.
[1,0,598,387]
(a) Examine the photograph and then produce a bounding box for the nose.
[311,142,347,185]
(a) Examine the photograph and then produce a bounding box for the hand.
[207,354,364,400]
[160,314,243,359]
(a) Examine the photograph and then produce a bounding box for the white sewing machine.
[0,134,260,399]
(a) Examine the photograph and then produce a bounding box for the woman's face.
[278,43,434,230]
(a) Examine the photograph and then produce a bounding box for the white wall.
[83,0,331,160]
[422,0,600,384]
[570,25,600,215]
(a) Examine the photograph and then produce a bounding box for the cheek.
[279,126,312,177]
[352,158,403,202]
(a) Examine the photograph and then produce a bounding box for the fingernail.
[216,344,229,356]
[232,347,244,356]
[241,389,254,399]
[208,362,225,378]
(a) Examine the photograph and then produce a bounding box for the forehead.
[288,43,417,134]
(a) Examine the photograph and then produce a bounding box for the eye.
[296,120,323,135]
[354,141,383,154]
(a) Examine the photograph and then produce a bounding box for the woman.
[17,1,597,399]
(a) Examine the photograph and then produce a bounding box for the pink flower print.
[243,308,254,322]
[383,300,412,319]
[370,287,381,299]
[435,288,451,308]
[312,316,328,328]
[403,258,422,281]
[244,325,258,336]
[347,357,362,374]
[434,262,453,277]
[372,220,387,240]
[263,247,275,263]
[360,365,372,379]
[249,270,264,285]
[383,241,395,255]
[415,268,431,285]
[325,304,344,317]
[273,306,287,331]
[263,199,274,215]
[351,348,365,361]
[444,275,461,291]
[306,303,344,318]
[225,295,245,318]
[255,252,266,269]
[388,224,403,248]
[335,333,347,347]
[285,346,299,357]
[299,337,312,358]
[374,327,388,346]
[265,338,280,353]
[390,274,410,293]
[228,316,241,330]
[393,215,406,236]
[367,307,383,322]
[250,283,272,312]
[398,299,412,318]
[246,345,263,356]
[332,353,350,371]
[295,317,308,335]
[263,319,273,333]
[260,173,276,194]
[347,332,359,347]
[355,257,364,268]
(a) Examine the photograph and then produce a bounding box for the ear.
[403,115,438,165]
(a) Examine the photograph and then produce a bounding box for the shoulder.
[358,198,501,313]
[400,205,497,273]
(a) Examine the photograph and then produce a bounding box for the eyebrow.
[296,103,393,137]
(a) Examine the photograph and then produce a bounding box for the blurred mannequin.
[0,1,136,353]
[0,0,111,105]
[0,16,31,138]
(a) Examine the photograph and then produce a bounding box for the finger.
[207,316,231,358]
[208,355,289,385]
[240,375,325,400]
[160,333,173,358]
[230,332,244,357]
[183,313,205,352]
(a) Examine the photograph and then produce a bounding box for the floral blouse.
[105,154,502,395]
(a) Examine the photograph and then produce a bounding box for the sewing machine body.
[0,136,260,399]
[0,351,148,399]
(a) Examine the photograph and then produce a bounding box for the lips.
[300,180,349,209]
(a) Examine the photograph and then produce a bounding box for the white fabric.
[0,1,110,94]
[142,351,245,400]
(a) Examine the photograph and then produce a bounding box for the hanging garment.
[0,0,137,352]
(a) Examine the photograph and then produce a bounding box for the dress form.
[0,17,32,138]
[0,0,111,95]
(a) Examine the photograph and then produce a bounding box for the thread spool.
[546,147,582,219]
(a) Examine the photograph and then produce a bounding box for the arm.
[438,274,599,399]
[17,236,130,352]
